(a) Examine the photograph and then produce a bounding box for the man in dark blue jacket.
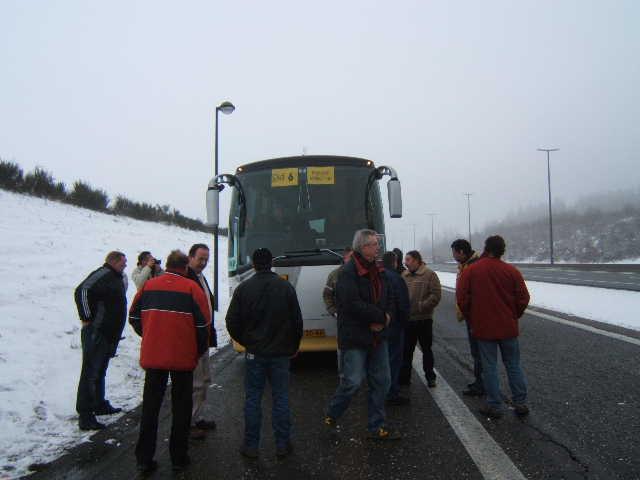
[382,251,411,405]
[74,251,128,430]
[226,248,303,459]
[324,230,400,440]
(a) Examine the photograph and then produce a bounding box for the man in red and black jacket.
[129,250,210,474]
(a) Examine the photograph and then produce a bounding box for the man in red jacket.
[457,235,530,419]
[129,250,211,473]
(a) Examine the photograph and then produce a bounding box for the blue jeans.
[477,337,527,410]
[327,341,391,432]
[387,323,405,398]
[244,354,291,449]
[76,324,113,415]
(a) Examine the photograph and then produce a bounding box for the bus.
[206,155,402,352]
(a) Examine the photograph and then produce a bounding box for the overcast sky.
[2,0,639,251]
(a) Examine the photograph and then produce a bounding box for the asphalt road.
[30,292,640,480]
[431,263,640,292]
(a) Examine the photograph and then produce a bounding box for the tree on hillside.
[68,181,109,212]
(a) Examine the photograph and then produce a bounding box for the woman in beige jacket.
[399,250,442,387]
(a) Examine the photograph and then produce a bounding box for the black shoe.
[137,460,158,474]
[513,404,530,416]
[276,442,293,459]
[427,379,437,388]
[172,456,190,471]
[462,387,485,397]
[386,395,410,406]
[195,419,216,430]
[79,415,106,431]
[94,402,122,415]
[478,405,504,419]
[240,444,259,459]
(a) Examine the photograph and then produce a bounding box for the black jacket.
[384,268,410,330]
[335,259,392,350]
[74,263,127,350]
[225,270,303,357]
[186,267,217,347]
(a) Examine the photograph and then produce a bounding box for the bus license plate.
[303,329,326,337]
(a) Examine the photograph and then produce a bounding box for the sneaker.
[172,456,191,471]
[478,405,504,419]
[94,402,122,415]
[239,444,259,459]
[386,395,410,406]
[136,460,158,474]
[79,415,106,431]
[513,404,530,416]
[190,427,207,440]
[195,419,217,430]
[368,426,401,441]
[323,415,337,428]
[276,442,293,459]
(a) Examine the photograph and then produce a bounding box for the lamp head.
[217,101,235,115]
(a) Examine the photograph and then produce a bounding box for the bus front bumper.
[232,335,337,353]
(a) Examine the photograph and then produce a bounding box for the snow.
[435,272,640,331]
[1,188,639,478]
[0,190,229,478]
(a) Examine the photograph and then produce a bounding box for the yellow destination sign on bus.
[271,168,298,187]
[307,166,335,185]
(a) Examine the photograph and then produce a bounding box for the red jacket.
[456,257,530,340]
[129,271,211,371]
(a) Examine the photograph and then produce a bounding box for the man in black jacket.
[226,248,303,459]
[324,230,400,440]
[74,251,128,430]
[186,243,217,439]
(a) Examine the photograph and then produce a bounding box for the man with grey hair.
[324,229,400,440]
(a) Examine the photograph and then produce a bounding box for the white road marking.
[412,350,528,480]
[442,286,640,346]
[525,310,640,347]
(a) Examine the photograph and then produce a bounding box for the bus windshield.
[227,164,384,273]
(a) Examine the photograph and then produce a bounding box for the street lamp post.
[537,148,559,265]
[213,101,235,312]
[464,193,472,243]
[426,213,437,264]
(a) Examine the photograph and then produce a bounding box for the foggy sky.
[2,0,639,252]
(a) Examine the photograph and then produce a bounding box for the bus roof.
[236,155,375,173]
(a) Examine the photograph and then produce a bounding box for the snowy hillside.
[0,190,230,478]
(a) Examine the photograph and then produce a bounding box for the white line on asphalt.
[525,310,640,347]
[412,350,528,480]
[442,286,640,347]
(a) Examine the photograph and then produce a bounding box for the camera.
[154,258,161,266]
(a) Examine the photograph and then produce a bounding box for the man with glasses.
[324,230,400,440]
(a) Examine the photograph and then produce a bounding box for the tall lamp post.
[464,193,472,243]
[426,213,437,264]
[537,148,559,265]
[213,101,235,312]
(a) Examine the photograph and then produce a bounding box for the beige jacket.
[402,264,441,321]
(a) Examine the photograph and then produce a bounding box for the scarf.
[352,252,383,303]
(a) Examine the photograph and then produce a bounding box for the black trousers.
[135,369,193,465]
[399,319,435,383]
[76,324,112,416]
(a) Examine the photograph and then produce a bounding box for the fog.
[2,0,639,251]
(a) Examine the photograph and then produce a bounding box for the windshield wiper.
[274,249,343,261]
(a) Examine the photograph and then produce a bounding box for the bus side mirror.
[387,178,402,218]
[206,180,222,227]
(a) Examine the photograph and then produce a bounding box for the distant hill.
[429,189,640,263]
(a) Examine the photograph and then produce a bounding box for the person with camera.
[132,251,164,291]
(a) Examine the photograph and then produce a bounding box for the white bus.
[206,155,402,352]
